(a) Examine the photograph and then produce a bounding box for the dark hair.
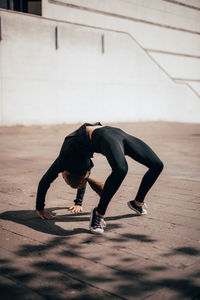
[67,173,85,188]
[62,171,104,195]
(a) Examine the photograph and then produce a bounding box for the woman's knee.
[114,163,128,178]
[153,159,164,174]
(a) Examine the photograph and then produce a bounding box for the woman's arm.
[74,183,87,206]
[69,183,87,213]
[36,158,60,211]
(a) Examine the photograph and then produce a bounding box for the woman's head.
[62,171,89,189]
[62,170,104,196]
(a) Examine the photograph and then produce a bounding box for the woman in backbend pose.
[36,122,163,234]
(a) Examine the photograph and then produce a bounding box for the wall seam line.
[48,0,200,36]
[162,0,200,11]
[145,49,200,60]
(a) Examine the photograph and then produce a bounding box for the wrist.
[74,201,82,206]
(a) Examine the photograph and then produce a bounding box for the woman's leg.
[97,140,128,216]
[125,135,164,203]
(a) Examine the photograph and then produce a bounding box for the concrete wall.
[0,0,200,125]
[43,0,200,94]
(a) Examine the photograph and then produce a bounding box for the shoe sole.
[127,201,147,215]
[89,208,104,234]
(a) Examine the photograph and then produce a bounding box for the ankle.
[134,200,144,207]
[96,210,104,218]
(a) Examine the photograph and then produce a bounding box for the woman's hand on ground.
[36,209,55,220]
[69,205,83,213]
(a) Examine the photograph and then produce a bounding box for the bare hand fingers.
[44,212,55,219]
[36,211,45,220]
[69,205,83,214]
[37,210,54,220]
[69,206,79,213]
[74,208,83,213]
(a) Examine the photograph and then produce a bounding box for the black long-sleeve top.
[36,122,102,210]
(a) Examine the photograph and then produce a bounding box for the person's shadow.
[0,207,137,236]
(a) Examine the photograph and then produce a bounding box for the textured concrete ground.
[0,122,200,300]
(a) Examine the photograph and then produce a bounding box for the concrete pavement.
[0,122,200,300]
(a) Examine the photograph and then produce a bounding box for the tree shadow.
[163,246,200,257]
[116,277,200,299]
[0,255,122,300]
[105,233,157,243]
[1,234,200,300]
[15,236,67,257]
[1,208,200,299]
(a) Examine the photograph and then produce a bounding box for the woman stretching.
[36,122,163,234]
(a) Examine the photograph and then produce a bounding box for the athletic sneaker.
[128,200,147,215]
[89,207,104,234]
[101,218,106,228]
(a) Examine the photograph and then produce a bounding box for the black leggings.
[92,126,164,215]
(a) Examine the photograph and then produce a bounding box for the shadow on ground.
[0,238,200,300]
[1,208,200,300]
[0,207,138,236]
